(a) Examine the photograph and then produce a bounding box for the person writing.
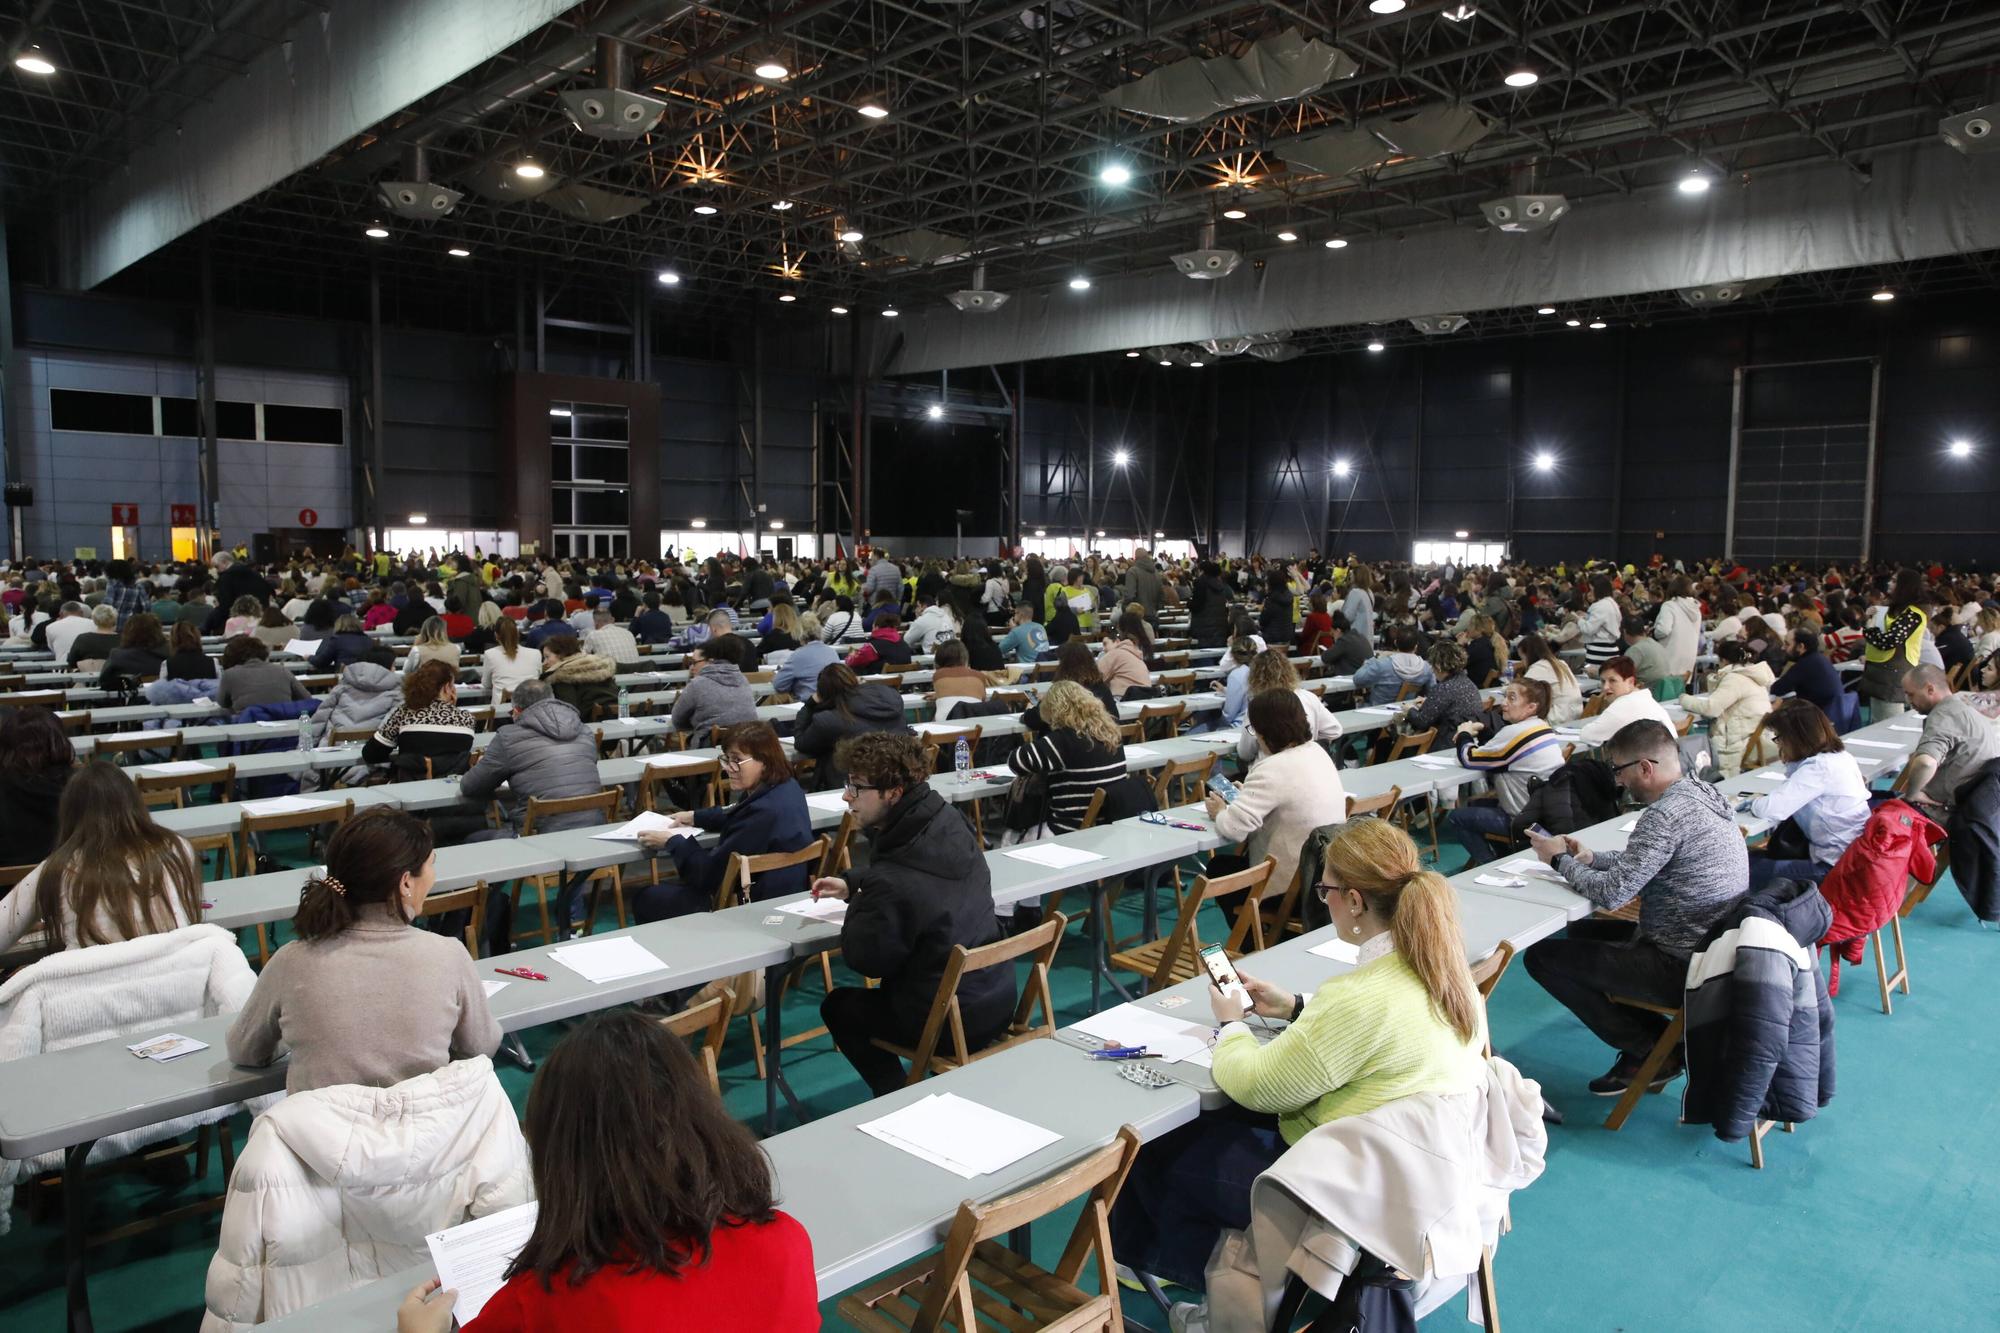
[634,722,814,920]
[1743,700,1869,889]
[226,808,501,1093]
[810,731,1015,1095]
[0,761,200,954]
[396,1010,817,1333]
[1111,818,1485,1292]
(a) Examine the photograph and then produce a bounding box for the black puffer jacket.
[838,785,1015,1039]
[1189,575,1232,647]
[793,684,912,787]
[1681,878,1835,1142]
[1508,757,1622,837]
[1946,755,2000,922]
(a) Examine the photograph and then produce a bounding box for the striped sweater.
[1455,717,1564,814]
[1006,727,1126,833]
[1211,944,1485,1145]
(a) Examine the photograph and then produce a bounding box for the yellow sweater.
[1210,951,1485,1144]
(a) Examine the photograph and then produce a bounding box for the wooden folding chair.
[712,839,830,912]
[872,911,1070,1085]
[1345,785,1403,820]
[1601,995,1684,1133]
[420,881,488,957]
[237,798,355,962]
[135,763,240,876]
[326,725,377,745]
[1392,680,1423,702]
[1385,728,1437,761]
[94,729,184,765]
[0,690,67,710]
[1899,833,1950,918]
[1156,670,1196,696]
[1470,940,1516,1057]
[511,790,625,941]
[1865,909,1911,1016]
[1150,752,1215,810]
[636,755,726,814]
[838,1127,1141,1333]
[1129,699,1186,743]
[1109,855,1278,993]
[1045,789,1110,922]
[917,724,983,775]
[657,989,733,1098]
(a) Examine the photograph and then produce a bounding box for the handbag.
[1002,770,1050,833]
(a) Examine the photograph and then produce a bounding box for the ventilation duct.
[1480,193,1568,233]
[539,182,650,221]
[1101,28,1357,122]
[1677,277,1778,307]
[375,145,462,220]
[560,36,668,141]
[946,263,1011,313]
[1171,222,1242,280]
[1408,314,1470,335]
[878,227,967,266]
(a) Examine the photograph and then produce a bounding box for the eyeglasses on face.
[842,782,885,796]
[1609,757,1647,777]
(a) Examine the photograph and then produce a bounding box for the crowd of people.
[2,538,1998,1329]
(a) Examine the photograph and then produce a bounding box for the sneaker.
[1587,1056,1647,1096]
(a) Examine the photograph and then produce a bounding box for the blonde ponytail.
[1388,870,1482,1045]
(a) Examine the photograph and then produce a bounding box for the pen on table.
[1089,1046,1160,1060]
[494,967,547,981]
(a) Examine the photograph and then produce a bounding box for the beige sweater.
[226,909,501,1094]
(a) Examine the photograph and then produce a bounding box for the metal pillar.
[0,213,19,562]
[196,238,219,559]
[1084,366,1095,552]
[734,318,765,539]
[368,260,385,552]
[850,314,867,550]
[1610,330,1629,559]
[1409,348,1425,551]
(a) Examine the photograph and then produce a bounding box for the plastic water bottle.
[296,714,312,751]
[617,687,630,721]
[954,737,972,785]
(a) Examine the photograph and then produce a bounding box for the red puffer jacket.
[1815,799,1942,995]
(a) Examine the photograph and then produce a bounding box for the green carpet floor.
[4,838,1998,1332]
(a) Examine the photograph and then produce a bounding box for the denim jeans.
[1522,920,1688,1058]
[1448,801,1516,866]
[1747,855,1831,891]
[1108,1103,1288,1289]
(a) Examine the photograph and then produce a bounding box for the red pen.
[494,967,547,981]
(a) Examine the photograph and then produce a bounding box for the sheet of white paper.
[280,639,322,658]
[252,719,296,729]
[136,760,214,776]
[1002,843,1107,870]
[1307,937,1362,964]
[1887,724,1923,733]
[1472,873,1528,889]
[806,789,851,813]
[1496,859,1571,883]
[1070,1003,1214,1063]
[591,812,687,841]
[642,753,716,772]
[425,1201,539,1325]
[241,796,335,817]
[1409,754,1460,769]
[1744,772,1785,784]
[114,728,176,742]
[856,1092,1063,1179]
[1124,744,1164,759]
[1854,756,1882,768]
[1619,820,1639,832]
[1207,730,1241,743]
[774,896,847,923]
[1360,705,1404,715]
[910,720,969,735]
[480,980,509,999]
[545,936,671,983]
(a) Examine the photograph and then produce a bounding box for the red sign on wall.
[298,508,319,528]
[170,504,196,526]
[111,503,139,525]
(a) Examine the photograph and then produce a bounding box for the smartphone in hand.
[1207,774,1240,804]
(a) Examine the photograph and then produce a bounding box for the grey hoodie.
[1556,776,1749,956]
[459,698,604,831]
[670,660,759,739]
[314,661,401,743]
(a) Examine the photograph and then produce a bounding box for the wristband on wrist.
[1289,992,1306,1023]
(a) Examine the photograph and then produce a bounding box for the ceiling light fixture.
[838,227,864,243]
[1455,530,1471,539]
[548,408,572,418]
[1068,276,1092,291]
[856,101,889,120]
[1324,237,1348,249]
[1125,350,1140,358]
[1588,320,1608,329]
[753,62,789,80]
[1099,162,1133,186]
[1276,229,1299,242]
[1441,3,1478,19]
[1034,529,1046,537]
[1368,0,1407,11]
[407,513,428,526]
[1332,459,1351,476]
[656,270,680,285]
[1113,449,1131,466]
[691,518,707,529]
[1096,529,1108,538]
[1189,360,1205,368]
[1537,305,1556,315]
[830,305,849,315]
[927,404,944,420]
[882,307,899,317]
[769,520,785,530]
[1949,439,1974,458]
[513,155,545,179]
[363,221,390,239]
[693,204,718,216]
[1222,207,1248,220]
[447,246,471,258]
[778,293,797,302]
[1678,172,1712,195]
[1533,451,1555,470]
[1504,67,1539,88]
[1154,531,1165,539]
[15,47,55,75]
[1366,341,1385,352]
[1871,289,1896,302]
[1158,359,1173,366]
[770,199,793,211]
[1565,318,1582,327]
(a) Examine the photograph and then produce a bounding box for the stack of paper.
[591,812,688,841]
[1125,744,1163,760]
[856,1093,1062,1178]
[1887,724,1923,733]
[425,1202,540,1324]
[1845,738,1902,749]
[546,936,670,983]
[1002,843,1106,870]
[1070,1003,1214,1063]
[242,795,334,817]
[775,896,847,924]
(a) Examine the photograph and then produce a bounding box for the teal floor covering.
[3,835,1997,1332]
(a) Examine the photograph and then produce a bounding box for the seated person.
[540,635,620,721]
[163,620,219,680]
[1318,609,1371,677]
[215,634,312,713]
[523,598,580,649]
[845,611,913,674]
[1021,639,1117,732]
[811,732,1015,1096]
[793,663,911,788]
[928,638,988,713]
[1576,655,1673,747]
[1743,700,1869,890]
[1620,614,1677,698]
[1352,624,1434,705]
[1235,649,1344,765]
[1770,629,1845,718]
[1380,639,1482,760]
[1523,719,1748,1097]
[1897,663,2000,819]
[227,809,501,1093]
[670,633,759,740]
[1006,681,1130,834]
[630,590,676,645]
[583,607,642,665]
[996,602,1049,665]
[770,630,837,701]
[397,1010,817,1333]
[63,604,121,670]
[403,617,460,675]
[1111,818,1484,1292]
[308,614,379,671]
[0,705,74,865]
[97,612,169,689]
[1096,615,1153,699]
[635,722,813,920]
[1676,640,1773,776]
[1211,636,1259,730]
[1444,678,1565,865]
[1208,691,1348,918]
[363,659,477,779]
[0,760,200,953]
[1518,633,1584,725]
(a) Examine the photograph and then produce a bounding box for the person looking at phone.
[1201,692,1347,924]
[1444,678,1564,865]
[1109,818,1485,1292]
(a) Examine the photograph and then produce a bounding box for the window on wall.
[1412,540,1509,566]
[51,389,154,434]
[62,389,339,444]
[550,400,630,542]
[263,404,343,445]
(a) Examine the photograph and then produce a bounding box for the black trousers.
[1522,919,1687,1058]
[821,986,1011,1098]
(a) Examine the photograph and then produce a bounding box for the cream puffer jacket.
[1678,661,1776,777]
[199,1056,531,1331]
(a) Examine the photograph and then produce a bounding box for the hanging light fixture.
[513,154,546,179]
[754,61,789,80]
[14,45,55,75]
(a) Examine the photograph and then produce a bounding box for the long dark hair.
[1053,638,1103,687]
[816,661,863,720]
[37,762,200,949]
[508,1010,777,1289]
[0,705,75,777]
[292,807,433,941]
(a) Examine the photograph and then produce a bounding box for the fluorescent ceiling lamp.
[856,101,889,119]
[838,228,864,242]
[1536,305,1556,315]
[1068,276,1092,290]
[1678,173,1712,195]
[1275,229,1299,242]
[1222,207,1247,220]
[1565,318,1582,327]
[1871,290,1895,302]
[1504,68,1539,88]
[1454,530,1470,539]
[830,305,849,314]
[1188,360,1205,368]
[1099,163,1133,186]
[548,408,572,417]
[1368,0,1407,11]
[1949,440,1973,457]
[1154,531,1165,538]
[1158,359,1173,366]
[513,157,545,179]
[769,520,785,529]
[778,293,797,302]
[1034,529,1046,537]
[1324,237,1348,249]
[691,518,707,528]
[447,246,471,258]
[882,307,899,317]
[363,222,390,239]
[1096,529,1107,538]
[754,62,788,80]
[1588,320,1608,329]
[1125,350,1140,357]
[770,199,793,211]
[408,513,428,525]
[693,204,718,215]
[656,270,680,285]
[14,48,55,75]
[1366,341,1385,352]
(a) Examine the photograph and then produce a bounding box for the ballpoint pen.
[494,967,548,981]
[1089,1045,1161,1060]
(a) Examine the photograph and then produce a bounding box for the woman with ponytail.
[226,808,500,1093]
[1109,817,1486,1292]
